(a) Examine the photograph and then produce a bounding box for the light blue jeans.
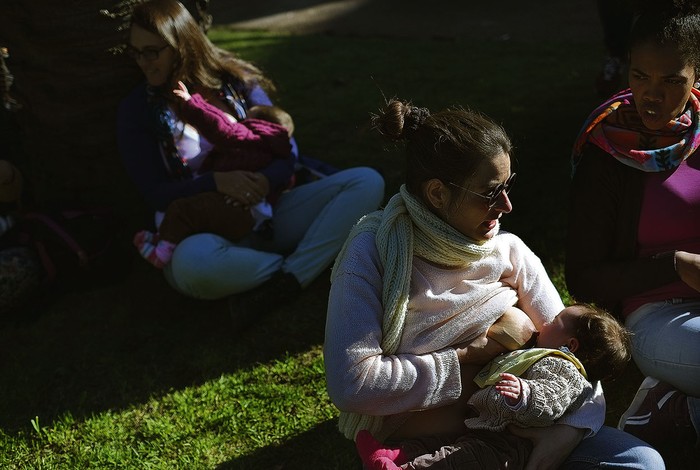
[625,300,700,441]
[163,167,384,299]
[563,425,665,469]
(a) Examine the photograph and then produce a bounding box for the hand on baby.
[495,372,522,406]
[172,80,191,101]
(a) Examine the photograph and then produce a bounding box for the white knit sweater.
[324,230,605,440]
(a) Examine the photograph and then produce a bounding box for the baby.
[134,81,294,268]
[357,303,632,470]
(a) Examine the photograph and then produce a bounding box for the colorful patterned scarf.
[147,76,250,180]
[572,87,700,174]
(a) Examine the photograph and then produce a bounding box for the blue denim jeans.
[163,167,384,299]
[625,300,700,441]
[563,425,664,469]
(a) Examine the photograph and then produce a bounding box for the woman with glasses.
[116,0,384,327]
[324,98,662,469]
[567,0,700,453]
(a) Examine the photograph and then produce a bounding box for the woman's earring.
[694,81,700,89]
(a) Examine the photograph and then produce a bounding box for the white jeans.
[163,167,384,299]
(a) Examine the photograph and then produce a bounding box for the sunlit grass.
[0,347,346,469]
[1,27,692,470]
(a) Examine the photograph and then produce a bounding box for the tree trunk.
[0,0,211,216]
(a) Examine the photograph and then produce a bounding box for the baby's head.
[537,303,632,382]
[248,105,294,137]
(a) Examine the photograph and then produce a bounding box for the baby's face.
[536,306,582,349]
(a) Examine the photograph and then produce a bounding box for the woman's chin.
[478,220,500,241]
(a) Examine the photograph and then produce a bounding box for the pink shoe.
[356,430,406,470]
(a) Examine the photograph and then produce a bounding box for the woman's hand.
[675,250,700,293]
[508,424,584,470]
[214,170,269,207]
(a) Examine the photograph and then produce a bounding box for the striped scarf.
[572,88,700,174]
[330,185,497,440]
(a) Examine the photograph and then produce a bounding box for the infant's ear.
[567,337,580,353]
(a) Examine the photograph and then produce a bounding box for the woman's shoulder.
[334,230,382,278]
[494,230,529,251]
[492,230,542,264]
[575,143,635,175]
[118,82,149,113]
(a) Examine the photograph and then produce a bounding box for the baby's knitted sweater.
[465,355,592,431]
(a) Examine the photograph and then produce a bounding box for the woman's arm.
[324,232,463,416]
[500,233,564,329]
[509,424,585,470]
[116,84,216,211]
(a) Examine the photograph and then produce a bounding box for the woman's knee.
[166,234,233,299]
[345,166,385,203]
[566,426,665,469]
[628,307,700,393]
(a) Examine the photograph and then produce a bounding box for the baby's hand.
[495,372,522,406]
[172,80,191,101]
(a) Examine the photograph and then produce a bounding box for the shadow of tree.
[215,418,361,470]
[0,262,331,432]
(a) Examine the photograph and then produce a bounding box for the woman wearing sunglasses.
[116,0,384,326]
[324,98,662,469]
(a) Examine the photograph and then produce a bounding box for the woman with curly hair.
[567,0,700,450]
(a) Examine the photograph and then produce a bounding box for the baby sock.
[133,231,174,269]
[133,230,157,247]
[356,430,407,470]
[151,240,176,268]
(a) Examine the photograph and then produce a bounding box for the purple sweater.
[180,93,292,174]
[117,82,297,211]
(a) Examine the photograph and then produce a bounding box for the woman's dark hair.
[370,98,512,200]
[630,0,700,71]
[569,302,632,383]
[130,0,273,91]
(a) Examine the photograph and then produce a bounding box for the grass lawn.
[0,28,695,468]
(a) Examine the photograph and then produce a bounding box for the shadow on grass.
[0,258,332,433]
[216,418,360,470]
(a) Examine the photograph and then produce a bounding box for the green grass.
[0,28,695,468]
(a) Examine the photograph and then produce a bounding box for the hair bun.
[404,106,430,134]
[371,98,430,141]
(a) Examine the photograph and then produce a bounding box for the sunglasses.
[125,44,169,61]
[449,173,517,208]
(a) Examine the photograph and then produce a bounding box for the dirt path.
[209,0,602,43]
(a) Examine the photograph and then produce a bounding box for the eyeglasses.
[448,173,517,208]
[125,44,170,61]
